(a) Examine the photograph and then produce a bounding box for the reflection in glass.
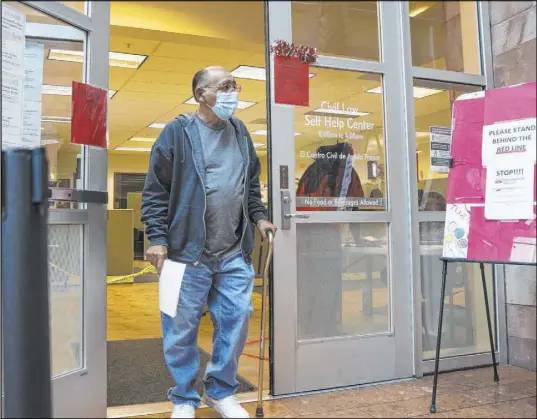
[10,3,87,205]
[419,222,496,359]
[409,1,481,74]
[292,1,380,61]
[297,223,390,340]
[48,225,84,377]
[414,80,481,211]
[295,70,386,211]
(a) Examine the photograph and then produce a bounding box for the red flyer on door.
[71,81,108,148]
[274,56,309,107]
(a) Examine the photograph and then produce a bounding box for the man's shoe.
[203,394,249,418]
[171,404,196,418]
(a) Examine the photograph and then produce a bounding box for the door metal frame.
[19,1,110,417]
[268,0,505,396]
[268,1,415,395]
[398,0,506,376]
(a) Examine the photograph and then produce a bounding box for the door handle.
[284,213,310,220]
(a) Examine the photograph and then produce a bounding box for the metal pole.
[1,148,52,418]
[256,230,274,418]
[430,259,448,414]
[480,263,500,382]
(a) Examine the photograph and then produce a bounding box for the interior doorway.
[100,1,271,411]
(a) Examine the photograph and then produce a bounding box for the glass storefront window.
[409,1,481,74]
[414,79,482,211]
[420,222,496,359]
[292,1,380,61]
[297,222,390,340]
[295,69,386,211]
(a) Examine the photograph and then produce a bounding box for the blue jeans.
[161,252,255,407]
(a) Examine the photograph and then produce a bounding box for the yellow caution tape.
[107,264,156,284]
[49,261,156,285]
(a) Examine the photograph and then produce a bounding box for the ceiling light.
[251,129,301,136]
[253,142,266,148]
[148,122,167,129]
[184,97,256,110]
[42,84,117,98]
[310,108,369,117]
[41,139,59,145]
[42,116,71,123]
[129,137,156,143]
[409,6,431,17]
[231,65,316,81]
[108,52,147,69]
[115,147,152,152]
[48,49,147,69]
[413,86,444,98]
[366,85,443,99]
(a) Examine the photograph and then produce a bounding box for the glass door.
[268,2,415,394]
[2,1,110,417]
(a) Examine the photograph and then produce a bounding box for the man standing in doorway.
[141,66,276,419]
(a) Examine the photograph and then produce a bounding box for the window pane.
[4,2,88,207]
[420,222,496,359]
[49,224,84,377]
[292,1,380,61]
[414,80,481,211]
[296,69,386,211]
[297,223,390,340]
[59,1,87,14]
[114,173,146,209]
[410,1,481,74]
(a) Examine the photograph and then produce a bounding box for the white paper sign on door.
[482,118,537,167]
[485,159,534,221]
[1,3,26,149]
[429,126,452,173]
[22,43,44,148]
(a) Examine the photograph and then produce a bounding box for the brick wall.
[489,1,537,371]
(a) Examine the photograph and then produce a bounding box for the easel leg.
[430,260,448,414]
[480,263,500,382]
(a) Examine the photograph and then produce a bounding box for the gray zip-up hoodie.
[140,113,267,265]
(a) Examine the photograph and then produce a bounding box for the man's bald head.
[192,66,232,102]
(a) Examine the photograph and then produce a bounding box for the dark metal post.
[430,259,449,414]
[1,148,52,418]
[480,263,500,382]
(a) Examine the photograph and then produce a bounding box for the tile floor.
[127,366,536,418]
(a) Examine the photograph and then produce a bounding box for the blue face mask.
[210,91,239,120]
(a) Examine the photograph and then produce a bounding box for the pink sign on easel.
[442,82,536,265]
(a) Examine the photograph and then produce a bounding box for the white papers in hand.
[159,259,186,318]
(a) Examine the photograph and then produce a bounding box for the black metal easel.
[429,258,499,414]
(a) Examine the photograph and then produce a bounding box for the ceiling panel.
[140,56,227,74]
[153,42,256,63]
[130,69,194,85]
[111,89,189,104]
[121,80,193,96]
[109,36,161,56]
[109,67,138,91]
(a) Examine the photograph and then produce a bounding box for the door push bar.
[49,187,108,204]
[280,190,309,230]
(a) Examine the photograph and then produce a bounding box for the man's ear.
[195,87,205,103]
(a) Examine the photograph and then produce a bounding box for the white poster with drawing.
[442,204,471,259]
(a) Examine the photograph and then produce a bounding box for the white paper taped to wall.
[159,259,186,318]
